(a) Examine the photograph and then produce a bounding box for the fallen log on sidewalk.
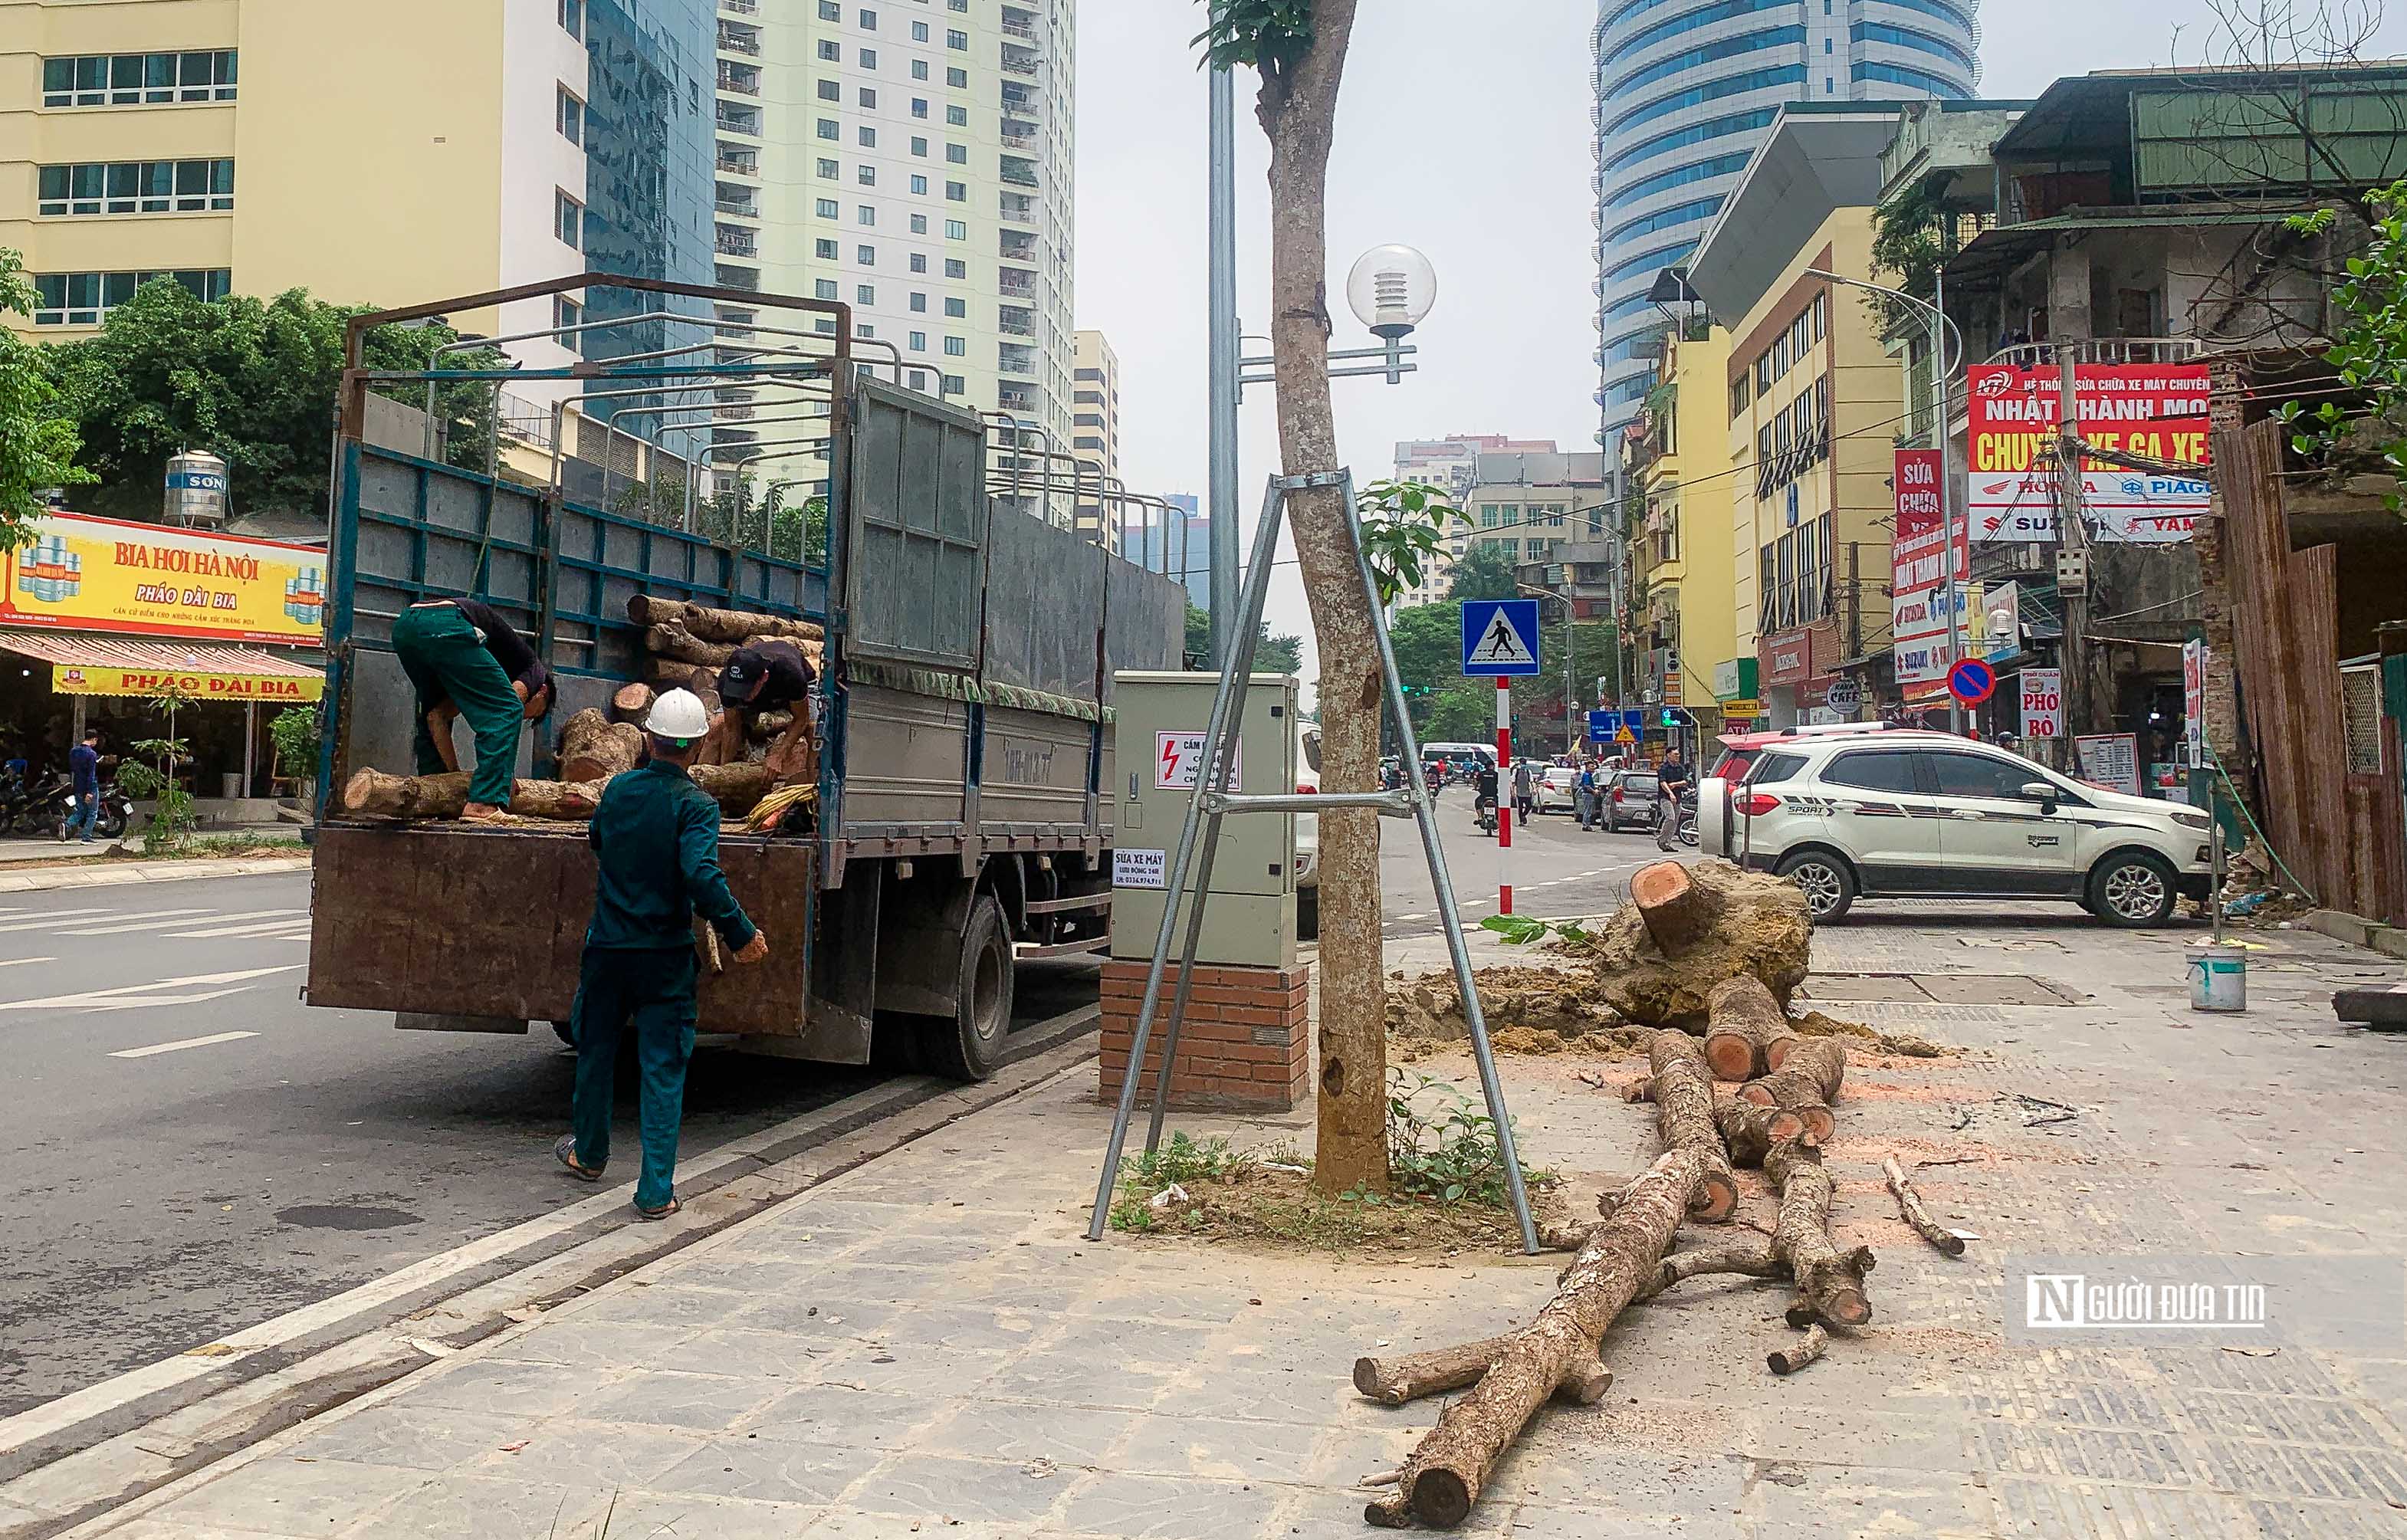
[1765,1141,1873,1328]
[1703,974,1799,1081]
[1882,1155,1966,1257]
[1739,1036,1845,1139]
[1353,1336,1610,1408]
[1365,1147,1704,1530]
[1644,1031,1739,1223]
[1767,1324,1828,1375]
[556,708,645,785]
[1634,1242,1781,1302]
[1713,1097,1811,1167]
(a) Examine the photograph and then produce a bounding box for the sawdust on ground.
[1121,1165,1581,1259]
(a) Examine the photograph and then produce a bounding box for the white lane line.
[159,911,313,938]
[54,908,228,936]
[0,908,116,934]
[0,957,55,969]
[81,986,268,1013]
[108,1029,260,1059]
[0,964,303,1013]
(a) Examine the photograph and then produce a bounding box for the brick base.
[1098,959,1310,1111]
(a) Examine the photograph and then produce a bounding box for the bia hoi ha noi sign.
[3,511,325,646]
[1965,363,2210,543]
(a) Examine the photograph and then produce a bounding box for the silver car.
[1599,769,1663,832]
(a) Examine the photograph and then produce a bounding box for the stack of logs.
[626,594,822,737]
[1357,859,1962,1530]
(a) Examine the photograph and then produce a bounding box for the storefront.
[1756,618,1843,730]
[0,511,323,803]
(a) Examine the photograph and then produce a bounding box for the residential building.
[1121,491,1207,610]
[1070,327,1118,549]
[1688,103,1906,729]
[1621,319,1735,722]
[1462,451,1610,602]
[1389,434,1556,606]
[1589,0,1979,464]
[718,0,1076,508]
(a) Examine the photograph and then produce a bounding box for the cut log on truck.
[1765,1141,1873,1328]
[1882,1155,1967,1257]
[646,619,736,670]
[1365,1147,1703,1531]
[609,682,656,724]
[1644,1031,1739,1223]
[555,708,645,785]
[1712,1097,1811,1167]
[643,661,722,715]
[1584,859,1812,1026]
[1629,860,1716,954]
[628,594,823,645]
[340,769,602,823]
[1352,1336,1609,1408]
[1703,974,1799,1081]
[1739,1036,1846,1113]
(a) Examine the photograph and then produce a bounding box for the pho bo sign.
[2020,667,2064,739]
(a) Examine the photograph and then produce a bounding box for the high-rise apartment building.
[1121,491,1207,611]
[715,0,1075,501]
[1388,434,1556,607]
[1070,327,1118,549]
[1588,0,1978,455]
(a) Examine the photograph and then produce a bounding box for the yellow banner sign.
[1717,698,1762,717]
[52,665,323,702]
[5,511,325,645]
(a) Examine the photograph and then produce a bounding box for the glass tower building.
[1590,0,1980,448]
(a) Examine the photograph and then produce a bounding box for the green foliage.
[41,282,506,521]
[1107,1131,1253,1233]
[267,706,320,781]
[2281,184,2407,511]
[1478,913,1592,947]
[1420,683,1497,744]
[1338,1072,1545,1208]
[1191,0,1315,71]
[1182,601,1304,675]
[0,250,93,552]
[1444,543,1518,603]
[1356,478,1469,606]
[1866,182,1952,337]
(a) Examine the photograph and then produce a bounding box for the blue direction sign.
[1620,709,1647,731]
[1947,656,1997,706]
[1587,709,1613,742]
[1460,599,1542,677]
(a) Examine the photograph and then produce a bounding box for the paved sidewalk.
[44,906,2407,1539]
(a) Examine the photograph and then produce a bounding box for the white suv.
[1696,732,2215,926]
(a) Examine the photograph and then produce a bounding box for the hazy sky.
[1071,1,2407,683]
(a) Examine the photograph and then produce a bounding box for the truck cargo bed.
[307,823,816,1034]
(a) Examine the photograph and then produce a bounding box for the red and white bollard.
[1496,676,1512,914]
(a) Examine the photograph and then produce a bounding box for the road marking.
[0,964,303,1013]
[0,907,115,934]
[109,1029,260,1059]
[158,911,313,938]
[54,908,228,936]
[0,956,55,969]
[82,986,270,1013]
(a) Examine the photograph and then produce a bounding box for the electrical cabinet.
[1109,671,1299,969]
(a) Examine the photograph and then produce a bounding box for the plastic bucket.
[2188,942,2247,1013]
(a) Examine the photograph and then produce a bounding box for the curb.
[0,1007,1100,1540]
[0,856,310,894]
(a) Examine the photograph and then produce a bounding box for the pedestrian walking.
[61,727,100,842]
[390,595,556,820]
[1512,758,1537,821]
[1655,750,1693,852]
[1574,759,1598,830]
[553,690,768,1219]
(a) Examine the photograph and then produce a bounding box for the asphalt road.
[1378,783,1676,938]
[0,870,1095,1420]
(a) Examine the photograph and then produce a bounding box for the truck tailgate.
[307,823,815,1033]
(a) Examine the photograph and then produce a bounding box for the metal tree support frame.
[1085,470,1540,1253]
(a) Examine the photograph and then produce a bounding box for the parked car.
[1599,768,1663,832]
[1294,722,1320,940]
[1535,766,1581,813]
[1706,722,1943,785]
[1696,732,2215,926]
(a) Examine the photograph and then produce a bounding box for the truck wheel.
[1296,887,1319,942]
[918,894,1013,1081]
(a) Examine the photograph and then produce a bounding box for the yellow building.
[1688,104,1906,729]
[1623,321,1732,729]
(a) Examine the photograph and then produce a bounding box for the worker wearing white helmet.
[554,688,768,1219]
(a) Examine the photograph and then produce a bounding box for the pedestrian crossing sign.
[1460,599,1542,676]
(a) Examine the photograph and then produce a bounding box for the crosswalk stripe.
[0,908,114,934]
[54,909,230,936]
[155,911,313,939]
[110,1029,260,1058]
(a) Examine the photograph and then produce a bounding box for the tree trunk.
[1644,1030,1739,1222]
[1739,1080,1834,1144]
[1249,0,1381,1196]
[1366,1147,1703,1529]
[630,594,823,645]
[1713,1097,1810,1167]
[1739,1035,1845,1109]
[1702,974,1798,1081]
[1630,859,1715,954]
[1634,1242,1781,1302]
[1765,1141,1874,1328]
[556,708,644,785]
[646,619,736,670]
[643,661,722,715]
[1352,1336,1609,1408]
[339,769,601,822]
[1882,1154,1967,1257]
[609,682,656,724]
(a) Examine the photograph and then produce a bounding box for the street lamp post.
[1517,579,1578,756]
[1804,268,1967,731]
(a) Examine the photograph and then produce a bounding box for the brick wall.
[1097,960,1310,1111]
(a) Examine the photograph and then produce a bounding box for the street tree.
[1184,603,1303,674]
[1445,543,1517,603]
[0,249,91,550]
[1195,0,1387,1193]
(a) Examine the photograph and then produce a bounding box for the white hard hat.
[645,688,711,745]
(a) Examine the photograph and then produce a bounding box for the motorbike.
[1658,788,1699,849]
[11,773,68,836]
[54,777,132,842]
[1474,793,1498,836]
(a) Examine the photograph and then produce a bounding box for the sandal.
[553,1134,603,1182]
[635,1197,681,1221]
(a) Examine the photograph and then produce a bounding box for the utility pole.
[1204,66,1240,668]
[2054,350,2093,754]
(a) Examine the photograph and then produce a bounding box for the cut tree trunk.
[1713,1097,1811,1167]
[1767,1324,1829,1375]
[1739,1079,1834,1144]
[1883,1155,1967,1257]
[1630,859,1716,954]
[339,769,601,822]
[646,619,735,670]
[1353,1337,1609,1408]
[609,682,656,724]
[629,594,823,645]
[1634,1242,1781,1302]
[1645,1031,1739,1223]
[1739,1036,1846,1109]
[1703,974,1798,1081]
[1366,1147,1703,1530]
[555,708,645,784]
[643,661,721,715]
[1765,1141,1874,1328]
[1585,859,1812,1026]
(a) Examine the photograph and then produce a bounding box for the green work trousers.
[391,603,522,809]
[569,946,700,1212]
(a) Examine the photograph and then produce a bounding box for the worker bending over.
[391,595,555,820]
[708,638,816,778]
[554,689,767,1219]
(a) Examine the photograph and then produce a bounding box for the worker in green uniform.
[553,689,768,1218]
[390,596,556,820]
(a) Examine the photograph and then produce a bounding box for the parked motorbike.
[54,778,132,842]
[11,773,68,836]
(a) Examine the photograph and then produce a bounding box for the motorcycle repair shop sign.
[1966,363,2210,543]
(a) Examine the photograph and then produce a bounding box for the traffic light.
[1660,709,1679,727]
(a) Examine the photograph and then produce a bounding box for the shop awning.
[0,632,323,702]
